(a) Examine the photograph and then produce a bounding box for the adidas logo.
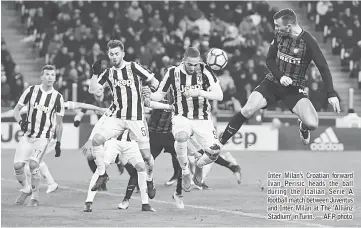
[310,127,344,151]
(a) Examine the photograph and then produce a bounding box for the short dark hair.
[273,8,297,25]
[184,47,200,58]
[107,40,124,51]
[41,65,56,75]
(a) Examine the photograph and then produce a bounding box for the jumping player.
[212,9,340,154]
[88,40,159,196]
[13,65,65,206]
[150,47,223,192]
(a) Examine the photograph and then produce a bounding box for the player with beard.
[88,40,159,198]
[210,9,341,155]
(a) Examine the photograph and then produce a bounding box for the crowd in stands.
[1,37,25,107]
[301,1,361,89]
[2,1,352,112]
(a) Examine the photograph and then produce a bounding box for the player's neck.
[291,25,303,38]
[41,84,53,92]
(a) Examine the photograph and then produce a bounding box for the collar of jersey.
[180,62,191,75]
[39,84,54,94]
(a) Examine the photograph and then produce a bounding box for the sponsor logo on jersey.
[277,51,301,65]
[310,127,344,151]
[34,102,50,113]
[115,79,132,87]
[179,84,202,93]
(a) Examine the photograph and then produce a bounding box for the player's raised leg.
[172,116,192,192]
[291,98,319,145]
[90,117,125,191]
[214,90,267,152]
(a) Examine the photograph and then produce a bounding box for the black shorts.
[149,131,176,159]
[254,79,308,111]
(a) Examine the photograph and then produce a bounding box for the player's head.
[41,65,56,87]
[183,47,201,75]
[107,40,125,67]
[273,8,297,36]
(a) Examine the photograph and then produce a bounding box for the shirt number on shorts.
[141,127,147,136]
[212,129,218,139]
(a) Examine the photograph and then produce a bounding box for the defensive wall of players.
[2,114,360,152]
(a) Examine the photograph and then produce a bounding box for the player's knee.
[134,162,146,172]
[14,162,25,171]
[241,104,257,118]
[28,160,39,171]
[305,117,318,130]
[174,131,188,143]
[92,134,105,146]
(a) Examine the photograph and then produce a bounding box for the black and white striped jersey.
[157,62,218,120]
[17,85,65,139]
[97,61,154,121]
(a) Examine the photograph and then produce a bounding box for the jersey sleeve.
[265,33,284,80]
[17,86,33,106]
[158,67,174,93]
[97,69,110,85]
[65,101,77,110]
[55,94,65,117]
[304,32,336,97]
[131,62,155,82]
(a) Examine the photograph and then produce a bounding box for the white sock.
[24,165,32,188]
[137,171,149,204]
[85,171,99,202]
[224,152,238,165]
[175,141,190,175]
[197,153,215,168]
[145,154,154,182]
[39,161,55,185]
[15,167,31,193]
[202,163,213,182]
[93,145,105,175]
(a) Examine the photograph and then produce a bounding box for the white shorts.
[14,137,54,164]
[89,114,108,140]
[97,116,150,150]
[172,115,218,150]
[103,138,143,167]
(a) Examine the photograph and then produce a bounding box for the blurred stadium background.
[1,1,361,227]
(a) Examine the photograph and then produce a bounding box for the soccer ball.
[206,48,228,71]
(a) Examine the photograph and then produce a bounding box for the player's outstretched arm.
[74,102,106,113]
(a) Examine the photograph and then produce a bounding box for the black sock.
[176,172,182,195]
[215,155,231,170]
[87,159,97,173]
[171,154,179,178]
[124,164,138,200]
[219,112,247,145]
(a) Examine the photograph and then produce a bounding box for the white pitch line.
[2,178,331,228]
